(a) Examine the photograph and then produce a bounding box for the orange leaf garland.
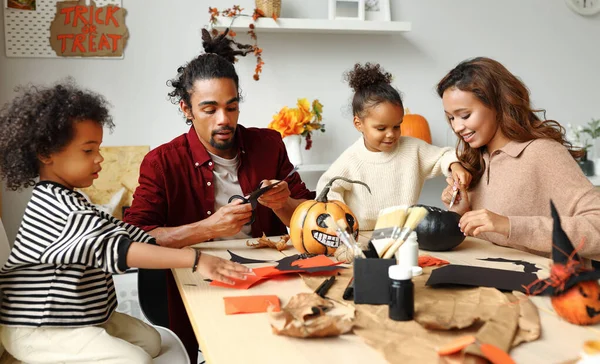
[206,5,265,81]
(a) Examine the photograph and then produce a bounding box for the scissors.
[228,166,299,225]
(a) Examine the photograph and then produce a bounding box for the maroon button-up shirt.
[123,125,315,360]
[124,125,315,237]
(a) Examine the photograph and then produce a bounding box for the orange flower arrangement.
[268,99,325,150]
[208,5,274,80]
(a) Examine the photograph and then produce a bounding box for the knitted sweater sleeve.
[413,137,458,179]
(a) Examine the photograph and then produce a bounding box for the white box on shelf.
[328,0,365,21]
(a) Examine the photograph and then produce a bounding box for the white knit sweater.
[316,136,458,230]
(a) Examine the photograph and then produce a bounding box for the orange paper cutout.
[419,255,450,267]
[210,274,265,290]
[293,255,339,268]
[224,295,280,315]
[210,255,342,290]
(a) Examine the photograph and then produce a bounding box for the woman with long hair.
[438,57,600,258]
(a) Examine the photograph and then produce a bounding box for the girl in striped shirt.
[0,81,252,363]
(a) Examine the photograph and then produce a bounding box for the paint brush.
[381,206,429,259]
[335,217,366,259]
[324,216,365,259]
[370,205,408,257]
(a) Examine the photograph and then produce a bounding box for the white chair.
[138,268,191,364]
[0,219,20,364]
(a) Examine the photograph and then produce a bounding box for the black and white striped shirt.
[0,181,154,327]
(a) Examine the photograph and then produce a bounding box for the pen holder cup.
[353,255,395,305]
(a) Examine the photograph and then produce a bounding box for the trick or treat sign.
[49,0,128,57]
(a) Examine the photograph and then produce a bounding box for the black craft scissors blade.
[228,166,299,224]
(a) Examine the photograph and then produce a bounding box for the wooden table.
[172,234,600,364]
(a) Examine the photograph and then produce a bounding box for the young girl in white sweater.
[316,63,472,230]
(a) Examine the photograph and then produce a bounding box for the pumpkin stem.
[316,177,371,202]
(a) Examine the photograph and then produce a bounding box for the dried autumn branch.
[207,5,276,80]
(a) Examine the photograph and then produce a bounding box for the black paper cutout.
[227,250,272,264]
[478,257,541,274]
[426,264,538,293]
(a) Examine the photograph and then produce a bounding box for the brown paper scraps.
[465,300,520,358]
[413,272,507,330]
[300,267,540,364]
[247,233,289,251]
[509,291,541,346]
[268,293,354,338]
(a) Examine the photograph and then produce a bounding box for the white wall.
[1,0,599,241]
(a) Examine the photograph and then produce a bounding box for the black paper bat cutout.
[227,250,273,264]
[478,257,541,274]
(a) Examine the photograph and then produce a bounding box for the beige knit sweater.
[470,138,600,259]
[316,136,457,230]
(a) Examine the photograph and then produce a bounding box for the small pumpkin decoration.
[526,201,600,326]
[401,109,432,144]
[290,177,371,256]
[551,281,600,325]
[411,204,465,251]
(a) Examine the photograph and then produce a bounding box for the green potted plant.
[567,123,595,176]
[583,118,600,170]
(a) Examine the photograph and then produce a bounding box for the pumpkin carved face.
[290,177,370,256]
[290,200,358,255]
[551,280,600,326]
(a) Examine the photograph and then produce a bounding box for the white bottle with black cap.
[395,231,422,277]
[388,264,414,321]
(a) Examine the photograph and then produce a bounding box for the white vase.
[283,135,303,166]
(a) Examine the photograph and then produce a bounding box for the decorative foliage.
[566,123,593,153]
[268,99,325,150]
[208,5,275,80]
[583,118,600,140]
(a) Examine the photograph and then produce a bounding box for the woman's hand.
[197,253,254,285]
[459,209,510,238]
[441,177,471,215]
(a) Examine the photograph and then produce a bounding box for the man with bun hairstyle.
[124,29,314,359]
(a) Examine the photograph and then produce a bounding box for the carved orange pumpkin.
[290,177,370,256]
[551,280,600,325]
[401,109,432,144]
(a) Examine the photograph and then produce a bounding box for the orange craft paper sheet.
[210,273,266,290]
[210,255,342,289]
[224,295,281,315]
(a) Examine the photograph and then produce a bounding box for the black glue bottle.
[388,265,414,321]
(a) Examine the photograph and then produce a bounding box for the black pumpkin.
[411,204,465,251]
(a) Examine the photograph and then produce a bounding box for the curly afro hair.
[344,62,403,118]
[0,81,114,191]
[167,28,252,125]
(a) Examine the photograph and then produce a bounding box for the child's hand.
[442,177,471,216]
[459,209,510,238]
[449,162,472,188]
[196,253,254,285]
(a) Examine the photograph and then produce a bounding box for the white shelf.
[214,17,411,34]
[589,175,600,186]
[297,164,330,172]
